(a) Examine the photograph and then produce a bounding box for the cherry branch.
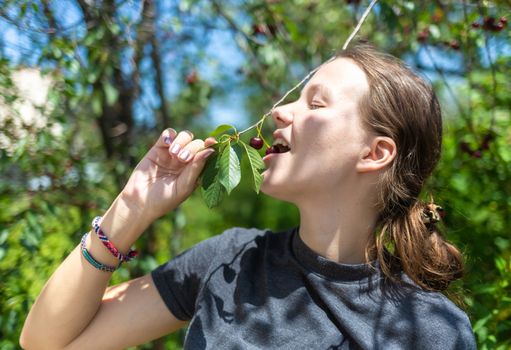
[422,45,469,124]
[238,0,378,136]
[461,0,475,134]
[483,36,498,131]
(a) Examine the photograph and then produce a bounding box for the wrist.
[118,187,172,223]
[99,195,153,252]
[82,231,121,270]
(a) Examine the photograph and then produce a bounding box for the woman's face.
[260,57,372,202]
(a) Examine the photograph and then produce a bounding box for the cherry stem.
[235,0,378,141]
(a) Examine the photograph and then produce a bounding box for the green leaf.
[200,151,220,189]
[219,141,241,195]
[232,142,244,161]
[240,141,265,193]
[91,91,103,116]
[209,124,236,138]
[12,138,28,162]
[199,151,225,208]
[201,178,225,209]
[20,3,27,17]
[103,82,119,106]
[495,257,507,274]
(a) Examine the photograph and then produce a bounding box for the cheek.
[289,120,361,187]
[297,113,363,156]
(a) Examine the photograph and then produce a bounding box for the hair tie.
[421,203,445,225]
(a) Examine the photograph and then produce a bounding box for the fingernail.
[171,143,181,155]
[163,136,172,145]
[179,149,190,161]
[202,149,215,160]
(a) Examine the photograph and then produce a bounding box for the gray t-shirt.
[151,226,476,349]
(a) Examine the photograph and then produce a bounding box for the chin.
[260,176,299,204]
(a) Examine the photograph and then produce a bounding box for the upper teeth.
[273,138,289,147]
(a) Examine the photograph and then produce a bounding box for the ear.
[356,136,397,173]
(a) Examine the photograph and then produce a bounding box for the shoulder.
[414,289,471,325]
[395,285,476,349]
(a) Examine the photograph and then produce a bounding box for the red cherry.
[481,134,493,150]
[471,21,481,29]
[252,24,266,35]
[417,28,429,43]
[449,40,460,50]
[459,142,471,154]
[249,137,264,150]
[472,150,482,158]
[265,146,277,155]
[494,22,505,32]
[483,16,496,31]
[499,17,507,24]
[185,70,198,85]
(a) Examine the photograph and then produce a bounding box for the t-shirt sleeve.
[453,314,477,350]
[150,226,265,321]
[150,229,233,321]
[414,295,477,350]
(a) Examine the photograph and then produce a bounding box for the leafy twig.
[483,35,497,131]
[461,0,475,133]
[200,0,379,208]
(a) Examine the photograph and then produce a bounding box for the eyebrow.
[302,83,335,101]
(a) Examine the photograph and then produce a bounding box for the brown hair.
[337,43,464,291]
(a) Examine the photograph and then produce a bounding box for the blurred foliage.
[0,0,510,349]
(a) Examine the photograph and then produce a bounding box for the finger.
[179,146,216,190]
[175,139,205,163]
[191,137,217,159]
[204,137,218,148]
[169,130,194,157]
[156,128,178,148]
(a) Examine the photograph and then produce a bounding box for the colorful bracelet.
[92,216,138,263]
[80,232,119,272]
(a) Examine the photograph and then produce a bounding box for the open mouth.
[266,143,291,155]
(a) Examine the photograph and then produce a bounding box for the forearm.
[20,195,152,349]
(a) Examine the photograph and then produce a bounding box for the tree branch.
[421,45,470,125]
[211,0,276,94]
[41,0,57,33]
[148,1,171,129]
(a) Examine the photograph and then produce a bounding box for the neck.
[295,188,378,264]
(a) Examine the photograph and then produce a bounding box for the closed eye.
[310,103,323,110]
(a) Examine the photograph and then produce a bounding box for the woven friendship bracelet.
[92,216,138,262]
[80,232,119,272]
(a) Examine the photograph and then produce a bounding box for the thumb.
[179,147,216,191]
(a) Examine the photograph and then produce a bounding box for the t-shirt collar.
[291,226,380,283]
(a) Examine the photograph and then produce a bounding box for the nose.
[271,104,294,128]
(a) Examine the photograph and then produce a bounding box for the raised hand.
[120,128,217,221]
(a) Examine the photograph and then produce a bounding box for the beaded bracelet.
[80,232,119,272]
[92,216,138,263]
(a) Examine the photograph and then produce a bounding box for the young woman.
[21,43,476,349]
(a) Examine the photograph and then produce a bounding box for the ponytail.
[339,44,465,292]
[374,201,464,291]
